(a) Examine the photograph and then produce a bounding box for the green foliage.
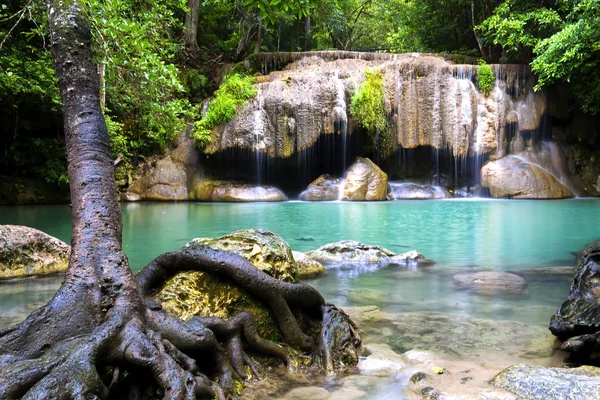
[85,0,194,154]
[531,0,600,113]
[194,74,257,148]
[476,0,562,59]
[477,60,495,96]
[384,0,479,54]
[350,70,392,154]
[181,69,210,103]
[243,0,311,26]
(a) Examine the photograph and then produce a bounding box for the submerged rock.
[345,306,555,361]
[481,156,574,199]
[299,174,343,201]
[189,180,287,202]
[0,225,70,280]
[293,251,325,276]
[453,271,528,295]
[492,364,600,399]
[549,240,600,361]
[387,182,451,200]
[305,240,429,266]
[341,157,389,201]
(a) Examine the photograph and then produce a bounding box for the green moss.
[350,70,393,155]
[477,60,495,97]
[193,73,257,149]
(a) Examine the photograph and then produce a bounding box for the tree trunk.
[183,0,200,51]
[304,16,311,50]
[0,2,360,398]
[471,0,488,59]
[254,16,262,54]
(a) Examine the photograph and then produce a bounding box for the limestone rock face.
[305,240,429,267]
[126,158,188,201]
[453,271,528,295]
[190,180,287,202]
[157,229,298,339]
[0,225,70,280]
[481,156,574,199]
[387,182,451,200]
[492,364,600,399]
[125,133,199,201]
[209,54,546,160]
[292,251,325,276]
[299,174,342,201]
[342,157,389,201]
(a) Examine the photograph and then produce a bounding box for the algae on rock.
[157,229,300,340]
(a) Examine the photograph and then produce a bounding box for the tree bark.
[183,0,200,51]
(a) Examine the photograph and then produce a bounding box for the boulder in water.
[481,156,574,199]
[190,180,287,202]
[158,229,298,339]
[549,240,600,362]
[387,182,451,200]
[453,271,528,295]
[492,364,600,399]
[341,157,389,201]
[299,174,343,201]
[0,225,70,280]
[305,240,429,266]
[126,158,189,201]
[292,251,325,276]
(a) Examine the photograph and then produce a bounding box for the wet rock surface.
[190,180,287,202]
[125,158,189,201]
[341,157,389,201]
[492,364,600,399]
[211,54,546,160]
[293,251,325,277]
[299,174,343,201]
[453,271,528,295]
[125,133,198,201]
[305,240,428,266]
[0,225,70,280]
[549,240,600,362]
[387,183,451,200]
[481,156,574,199]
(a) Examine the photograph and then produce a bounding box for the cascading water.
[205,53,576,198]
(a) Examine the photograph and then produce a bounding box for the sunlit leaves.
[85,0,193,155]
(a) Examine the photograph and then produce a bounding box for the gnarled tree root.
[0,245,360,399]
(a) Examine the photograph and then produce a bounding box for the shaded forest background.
[1,0,599,194]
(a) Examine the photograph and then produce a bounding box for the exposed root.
[0,245,359,399]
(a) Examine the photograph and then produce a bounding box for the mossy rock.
[0,225,70,280]
[157,229,299,340]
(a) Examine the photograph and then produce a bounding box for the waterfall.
[253,86,265,186]
[205,53,577,197]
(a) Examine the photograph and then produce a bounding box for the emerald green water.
[1,199,599,321]
[2,199,598,270]
[1,199,599,397]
